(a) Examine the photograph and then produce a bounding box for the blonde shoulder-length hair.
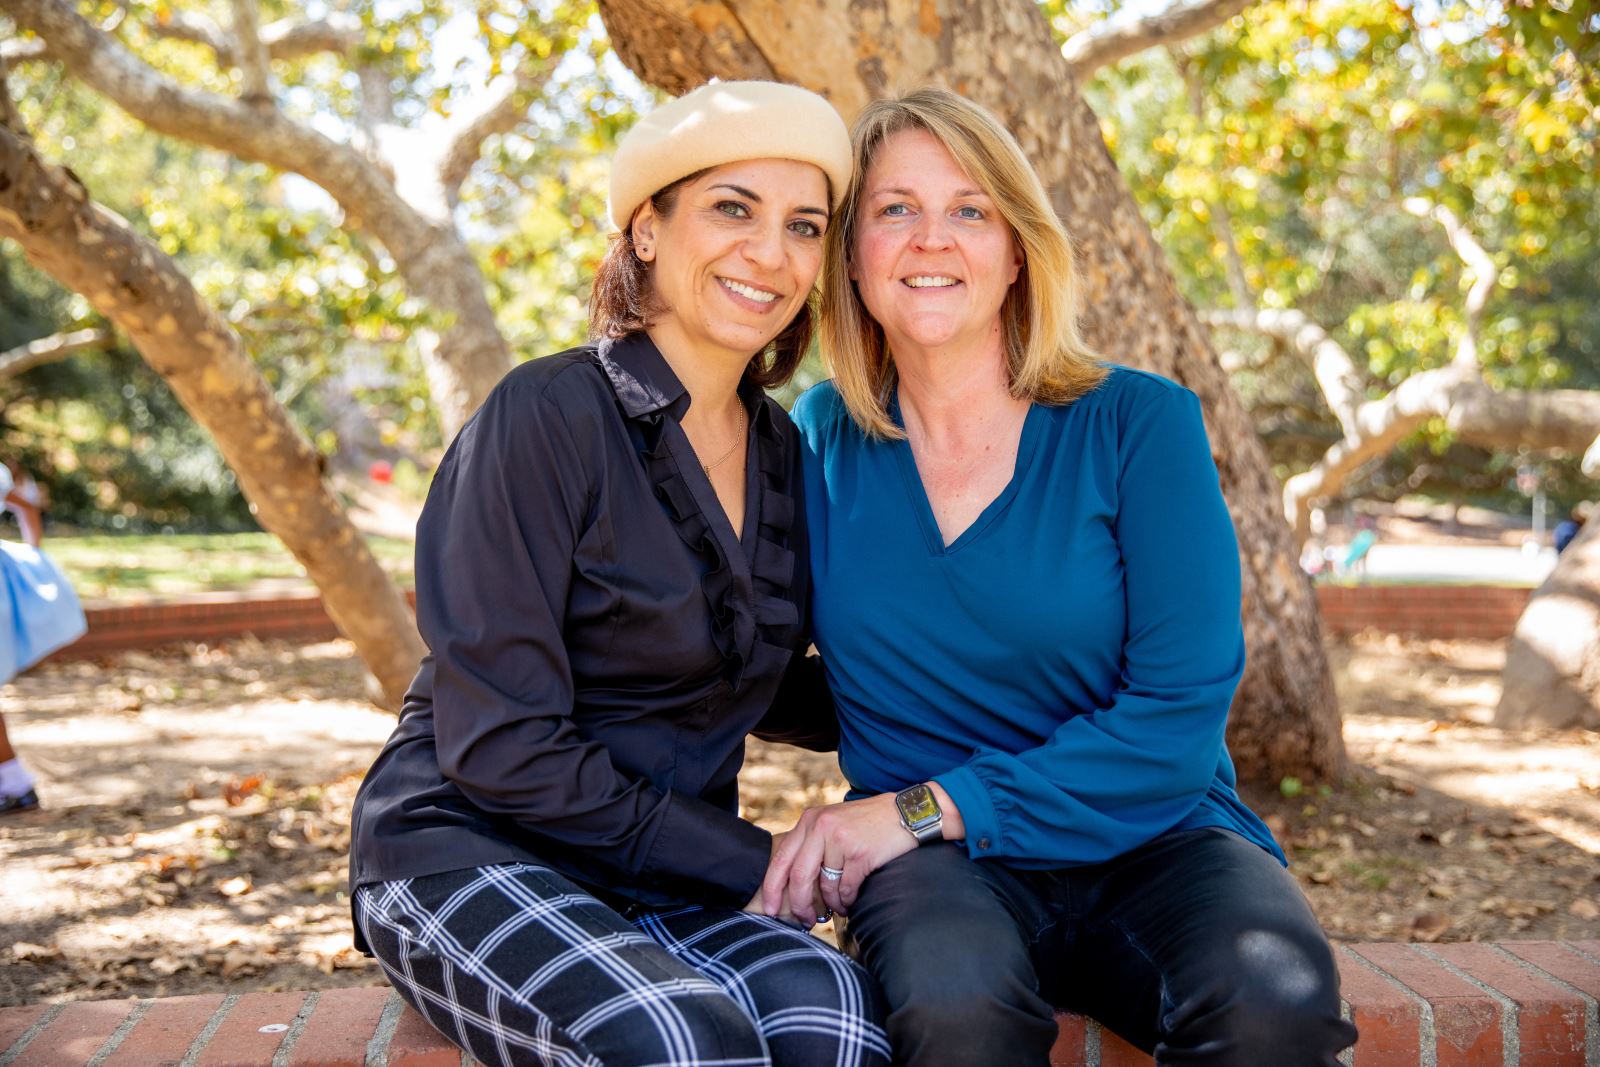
[821,88,1106,438]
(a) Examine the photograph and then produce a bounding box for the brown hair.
[821,88,1106,438]
[588,170,817,390]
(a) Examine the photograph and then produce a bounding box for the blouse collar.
[596,332,773,432]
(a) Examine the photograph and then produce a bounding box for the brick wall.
[47,584,1532,664]
[52,591,418,663]
[4,940,1596,1066]
[1316,585,1533,641]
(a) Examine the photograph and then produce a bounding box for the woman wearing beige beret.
[348,81,890,1067]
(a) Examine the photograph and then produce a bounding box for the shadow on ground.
[1,633,1595,1007]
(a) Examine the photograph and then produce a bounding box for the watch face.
[897,784,939,827]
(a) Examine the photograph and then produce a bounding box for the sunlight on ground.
[2,634,1595,1005]
[1332,634,1600,855]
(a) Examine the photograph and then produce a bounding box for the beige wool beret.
[607,81,853,231]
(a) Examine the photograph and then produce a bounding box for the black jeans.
[839,827,1356,1066]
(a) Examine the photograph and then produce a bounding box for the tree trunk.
[0,122,425,709]
[599,0,1347,783]
[1497,519,1600,730]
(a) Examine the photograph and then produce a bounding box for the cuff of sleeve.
[643,791,773,907]
[934,765,1000,860]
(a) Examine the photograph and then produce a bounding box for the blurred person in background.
[1,459,88,813]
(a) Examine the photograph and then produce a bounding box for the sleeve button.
[977,837,991,851]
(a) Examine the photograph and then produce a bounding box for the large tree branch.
[9,0,515,434]
[143,9,233,59]
[0,327,112,380]
[228,0,273,103]
[1061,0,1256,80]
[436,61,559,200]
[0,120,424,705]
[0,38,50,63]
[261,14,362,61]
[1200,308,1367,437]
[1275,361,1600,542]
[1282,365,1477,541]
[1404,197,1497,370]
[142,9,362,68]
[1212,193,1537,545]
[1208,294,1600,540]
[10,0,398,222]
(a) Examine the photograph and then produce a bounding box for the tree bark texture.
[0,122,425,708]
[1498,518,1600,730]
[598,0,1346,782]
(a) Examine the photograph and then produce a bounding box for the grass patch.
[46,532,414,600]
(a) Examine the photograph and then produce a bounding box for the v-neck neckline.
[889,392,1042,557]
[668,401,760,566]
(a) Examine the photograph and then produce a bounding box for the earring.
[637,244,652,259]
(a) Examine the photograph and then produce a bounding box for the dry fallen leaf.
[223,776,264,806]
[1410,912,1451,942]
[219,948,271,978]
[217,876,252,898]
[1569,898,1599,921]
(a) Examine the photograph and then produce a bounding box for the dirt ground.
[2,632,1596,1008]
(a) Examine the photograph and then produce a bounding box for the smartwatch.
[894,783,943,845]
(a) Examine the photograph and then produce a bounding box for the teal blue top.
[792,367,1284,867]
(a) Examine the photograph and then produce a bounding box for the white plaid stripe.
[354,863,888,1067]
[632,907,893,1067]
[358,878,607,1067]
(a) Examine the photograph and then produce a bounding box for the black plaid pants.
[354,863,891,1067]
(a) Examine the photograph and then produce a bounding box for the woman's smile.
[718,276,784,307]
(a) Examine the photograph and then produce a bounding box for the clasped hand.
[742,793,914,928]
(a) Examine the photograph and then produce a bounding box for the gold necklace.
[702,404,747,475]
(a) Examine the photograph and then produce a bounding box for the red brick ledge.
[46,584,1536,664]
[48,589,417,663]
[1316,584,1533,642]
[4,941,1596,1066]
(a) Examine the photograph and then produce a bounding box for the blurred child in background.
[1,460,87,813]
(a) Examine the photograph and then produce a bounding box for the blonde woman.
[764,88,1354,1066]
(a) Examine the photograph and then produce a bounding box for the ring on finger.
[820,864,844,881]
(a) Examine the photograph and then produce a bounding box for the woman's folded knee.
[1164,928,1352,1063]
[576,992,768,1065]
[887,989,1058,1067]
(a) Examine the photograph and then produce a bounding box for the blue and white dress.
[0,466,86,683]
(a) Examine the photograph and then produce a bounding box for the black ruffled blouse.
[348,333,833,931]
